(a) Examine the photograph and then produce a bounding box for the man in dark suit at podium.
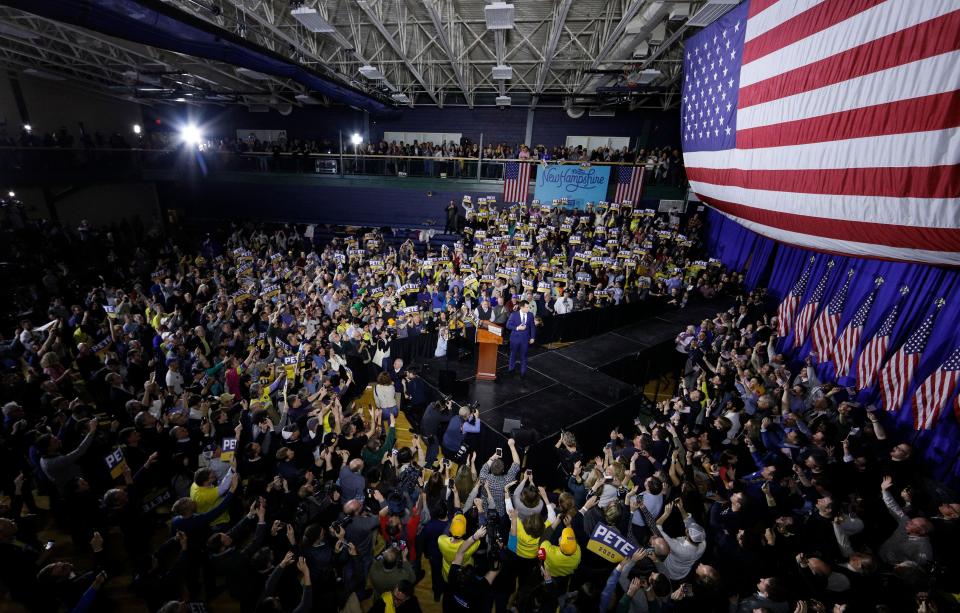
[506,300,536,377]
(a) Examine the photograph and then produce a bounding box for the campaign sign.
[105,448,127,480]
[587,523,636,563]
[534,165,611,209]
[221,437,238,463]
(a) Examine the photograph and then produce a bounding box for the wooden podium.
[476,324,503,381]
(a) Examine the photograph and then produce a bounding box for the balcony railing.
[0,145,680,187]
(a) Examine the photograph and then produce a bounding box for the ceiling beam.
[355,0,439,104]
[421,0,472,107]
[571,0,648,94]
[531,0,574,108]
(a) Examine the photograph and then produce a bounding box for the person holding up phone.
[479,438,521,516]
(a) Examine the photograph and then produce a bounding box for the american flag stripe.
[793,265,833,348]
[742,0,886,64]
[614,167,645,203]
[740,12,960,108]
[811,271,854,359]
[776,296,799,338]
[857,335,889,389]
[740,2,956,88]
[503,162,531,204]
[738,89,959,148]
[775,257,815,338]
[856,301,901,389]
[912,346,960,430]
[833,287,878,376]
[682,0,960,266]
[691,185,954,227]
[696,198,960,251]
[879,350,920,412]
[834,327,863,376]
[879,307,941,412]
[685,166,955,199]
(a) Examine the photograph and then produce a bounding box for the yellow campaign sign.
[221,437,238,463]
[587,523,637,564]
[105,448,127,480]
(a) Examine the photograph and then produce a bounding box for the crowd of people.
[0,189,955,613]
[1,122,682,186]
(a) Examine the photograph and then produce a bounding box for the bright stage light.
[350,133,363,146]
[23,124,31,132]
[133,124,142,135]
[181,124,202,146]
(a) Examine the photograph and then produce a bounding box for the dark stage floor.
[414,302,733,443]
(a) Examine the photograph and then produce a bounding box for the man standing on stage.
[506,300,535,377]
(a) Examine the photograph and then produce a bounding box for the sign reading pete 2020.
[534,165,611,209]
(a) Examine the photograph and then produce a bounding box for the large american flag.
[833,284,880,377]
[614,166,645,204]
[811,269,855,359]
[856,301,902,390]
[775,257,815,338]
[793,262,833,348]
[681,0,960,266]
[503,161,531,204]
[913,345,960,430]
[879,304,943,412]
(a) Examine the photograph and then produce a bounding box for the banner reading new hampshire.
[534,165,611,209]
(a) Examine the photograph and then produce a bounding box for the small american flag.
[856,301,902,391]
[912,345,960,430]
[793,262,833,347]
[811,269,854,359]
[776,257,815,338]
[879,302,943,412]
[503,161,531,204]
[833,284,879,377]
[614,166,645,204]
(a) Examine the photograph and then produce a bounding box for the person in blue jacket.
[506,300,536,377]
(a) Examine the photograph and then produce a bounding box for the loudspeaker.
[438,369,457,395]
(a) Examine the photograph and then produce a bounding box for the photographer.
[339,494,385,581]
[441,405,481,462]
[421,396,454,466]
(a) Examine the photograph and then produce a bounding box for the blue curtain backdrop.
[706,209,960,486]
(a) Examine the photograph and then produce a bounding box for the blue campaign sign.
[534,165,611,209]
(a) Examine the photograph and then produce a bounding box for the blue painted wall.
[531,107,680,150]
[167,179,502,228]
[370,106,527,145]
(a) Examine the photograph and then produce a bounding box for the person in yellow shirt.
[189,466,235,527]
[437,514,480,580]
[541,527,581,579]
[506,483,557,589]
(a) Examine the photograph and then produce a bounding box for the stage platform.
[416,301,727,434]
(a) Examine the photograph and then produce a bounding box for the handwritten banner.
[534,166,611,209]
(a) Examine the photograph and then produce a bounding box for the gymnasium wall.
[161,178,500,228]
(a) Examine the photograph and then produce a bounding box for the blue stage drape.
[706,209,960,486]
